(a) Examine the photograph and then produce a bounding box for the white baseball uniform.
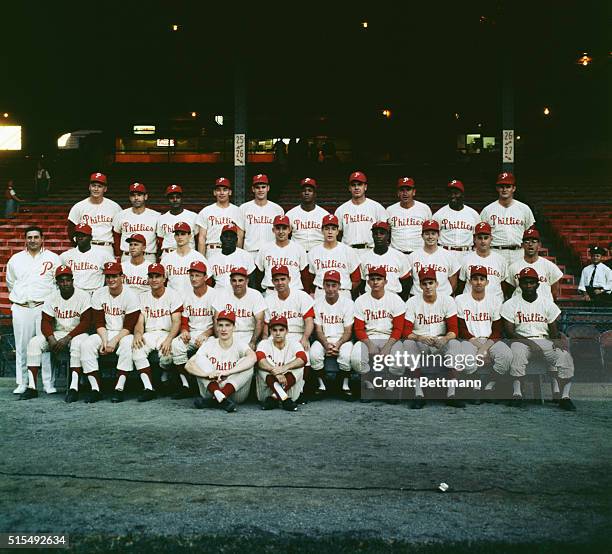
[286,204,330,252]
[335,198,388,248]
[433,204,480,264]
[360,247,411,295]
[240,200,284,253]
[407,247,461,297]
[68,197,122,255]
[157,209,198,251]
[81,286,140,374]
[160,249,209,293]
[308,242,360,298]
[196,203,244,248]
[132,287,183,370]
[311,296,355,372]
[265,289,315,338]
[256,241,308,291]
[6,249,60,388]
[501,294,574,379]
[387,200,432,253]
[208,248,255,291]
[60,247,114,295]
[212,288,267,344]
[122,259,151,296]
[255,337,306,402]
[459,251,507,304]
[506,257,564,301]
[113,207,160,259]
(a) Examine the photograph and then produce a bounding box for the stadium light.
[577,52,592,66]
[454,112,460,120]
[361,21,368,29]
[215,115,224,126]
[382,109,391,118]
[191,111,197,118]
[172,24,179,31]
[543,107,550,116]
[2,113,8,118]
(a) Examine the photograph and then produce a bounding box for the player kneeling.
[185,310,256,413]
[256,316,306,411]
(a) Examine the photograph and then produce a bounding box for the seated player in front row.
[185,310,257,413]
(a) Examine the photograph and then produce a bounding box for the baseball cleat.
[411,397,426,409]
[281,398,298,412]
[171,387,192,399]
[193,397,216,409]
[508,395,523,408]
[84,390,102,404]
[559,398,576,411]
[13,385,27,394]
[296,392,308,405]
[65,389,79,403]
[340,388,354,401]
[110,390,124,403]
[446,397,466,408]
[219,398,237,413]
[18,388,38,400]
[261,397,279,411]
[137,389,157,402]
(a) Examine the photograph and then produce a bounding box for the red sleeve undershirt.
[458,318,474,340]
[491,319,503,341]
[93,309,105,330]
[354,318,367,341]
[181,316,189,332]
[68,308,92,338]
[445,314,458,336]
[350,268,361,285]
[403,320,414,339]
[41,313,55,338]
[123,310,140,333]
[113,231,122,257]
[256,351,266,361]
[303,307,315,320]
[391,314,404,340]
[296,351,308,363]
[301,268,314,293]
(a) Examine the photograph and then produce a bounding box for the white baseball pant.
[456,340,513,375]
[171,335,202,365]
[27,331,89,369]
[310,340,352,372]
[350,340,405,375]
[401,339,463,371]
[81,331,134,373]
[509,339,574,379]
[196,369,254,404]
[11,303,50,387]
[132,331,174,370]
[256,367,304,402]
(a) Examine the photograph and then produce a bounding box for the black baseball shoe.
[340,388,354,401]
[281,398,298,412]
[296,392,308,405]
[194,396,217,410]
[411,397,426,409]
[110,390,124,403]
[261,397,279,411]
[219,398,237,413]
[19,388,38,400]
[171,387,192,400]
[137,389,157,402]
[559,398,576,411]
[84,390,102,404]
[508,395,523,408]
[65,389,79,403]
[446,396,466,408]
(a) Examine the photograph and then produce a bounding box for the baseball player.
[286,177,329,253]
[311,270,355,399]
[212,267,266,350]
[254,215,308,295]
[112,182,160,262]
[506,228,563,301]
[208,224,255,291]
[256,315,306,411]
[60,223,114,296]
[307,214,361,300]
[457,222,507,303]
[455,265,513,400]
[196,177,245,257]
[6,226,60,394]
[407,220,460,297]
[157,184,198,254]
[170,260,215,398]
[80,262,140,403]
[360,221,411,300]
[480,172,536,266]
[334,171,388,261]
[403,267,464,408]
[578,246,612,305]
[132,263,183,401]
[432,180,479,264]
[387,177,432,255]
[240,174,284,255]
[185,310,257,413]
[161,222,209,293]
[501,267,576,411]
[19,266,91,401]
[122,234,151,296]
[350,266,405,390]
[67,172,121,257]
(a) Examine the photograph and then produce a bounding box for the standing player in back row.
[286,177,329,253]
[67,172,121,257]
[335,171,387,262]
[480,172,535,266]
[157,184,198,254]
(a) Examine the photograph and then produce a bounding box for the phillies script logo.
[222,303,253,317]
[66,260,101,271]
[514,272,547,284]
[207,215,234,226]
[312,258,347,271]
[412,261,447,274]
[265,256,299,268]
[102,303,125,316]
[121,222,155,233]
[269,309,301,320]
[388,216,425,227]
[82,214,113,225]
[342,213,373,224]
[366,263,398,275]
[246,214,273,225]
[516,311,547,324]
[490,215,523,226]
[440,219,474,231]
[319,313,344,324]
[144,306,171,319]
[415,313,444,325]
[208,356,236,371]
[294,219,320,231]
[125,274,148,285]
[362,308,390,321]
[40,261,54,276]
[186,305,214,317]
[165,264,191,276]
[54,307,83,319]
[463,310,491,322]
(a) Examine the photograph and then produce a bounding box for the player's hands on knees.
[206,369,221,380]
[433,336,449,349]
[300,338,310,351]
[194,333,207,348]
[420,336,437,347]
[276,373,288,387]
[180,330,191,344]
[55,336,72,353]
[133,333,145,350]
[160,339,172,356]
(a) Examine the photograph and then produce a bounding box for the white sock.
[317,377,326,390]
[342,377,350,391]
[213,389,226,403]
[27,369,37,389]
[273,381,289,401]
[484,380,496,391]
[70,371,79,391]
[88,375,100,392]
[562,382,572,399]
[179,374,189,387]
[447,384,456,398]
[552,378,560,394]
[140,372,153,390]
[513,379,522,397]
[115,374,126,391]
[415,382,424,398]
[161,371,169,383]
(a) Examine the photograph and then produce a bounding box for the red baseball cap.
[474,222,492,235]
[422,219,440,232]
[217,310,236,324]
[230,266,248,277]
[269,315,288,328]
[252,174,269,185]
[448,179,464,192]
[371,221,390,231]
[126,233,146,245]
[418,267,437,282]
[129,182,147,193]
[215,177,232,189]
[322,214,339,227]
[189,260,207,274]
[323,270,341,283]
[165,184,183,195]
[397,177,415,189]
[300,177,317,188]
[90,172,107,185]
[273,215,290,227]
[221,224,238,235]
[367,266,387,278]
[271,265,290,277]
[55,265,73,278]
[518,267,539,280]
[74,223,92,236]
[148,263,165,276]
[174,222,192,233]
[523,227,540,240]
[349,171,367,184]
[103,262,123,275]
[496,172,516,186]
[470,265,488,278]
